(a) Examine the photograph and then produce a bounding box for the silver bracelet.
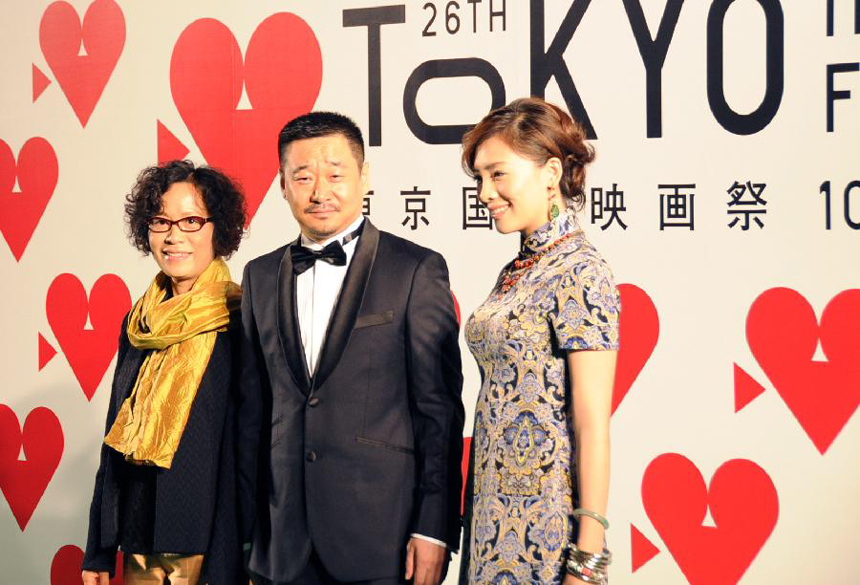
[566,559,608,584]
[566,544,611,584]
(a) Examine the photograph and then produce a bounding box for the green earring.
[549,201,560,220]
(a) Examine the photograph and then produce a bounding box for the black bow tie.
[291,240,347,275]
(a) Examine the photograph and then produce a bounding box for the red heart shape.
[0,138,58,261]
[642,453,778,585]
[747,288,860,453]
[613,283,659,414]
[51,544,123,584]
[39,0,125,127]
[0,405,64,531]
[46,274,131,400]
[170,14,322,226]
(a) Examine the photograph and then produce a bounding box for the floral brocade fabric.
[461,209,620,584]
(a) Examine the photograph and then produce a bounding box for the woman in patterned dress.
[459,98,620,584]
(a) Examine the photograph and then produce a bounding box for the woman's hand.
[81,570,109,585]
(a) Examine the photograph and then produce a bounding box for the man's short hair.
[278,111,365,169]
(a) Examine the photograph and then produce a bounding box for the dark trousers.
[250,549,408,585]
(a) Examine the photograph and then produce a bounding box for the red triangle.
[157,120,189,165]
[32,64,51,102]
[38,333,57,371]
[734,363,766,412]
[460,436,472,516]
[631,524,660,572]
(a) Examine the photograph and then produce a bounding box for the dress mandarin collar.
[520,207,580,255]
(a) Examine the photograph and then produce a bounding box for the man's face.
[281,133,368,243]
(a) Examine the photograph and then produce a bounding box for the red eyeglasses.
[147,216,212,233]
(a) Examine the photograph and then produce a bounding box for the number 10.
[819,180,860,229]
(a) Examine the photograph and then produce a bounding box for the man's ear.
[280,172,287,197]
[361,161,370,193]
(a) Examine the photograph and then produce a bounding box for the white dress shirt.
[296,214,365,374]
[293,215,447,550]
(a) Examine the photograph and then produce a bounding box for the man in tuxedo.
[238,111,464,585]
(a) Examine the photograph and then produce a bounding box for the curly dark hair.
[461,97,595,210]
[125,160,247,258]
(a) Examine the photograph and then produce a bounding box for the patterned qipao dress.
[461,209,620,584]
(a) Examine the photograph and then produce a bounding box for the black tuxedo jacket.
[238,220,464,583]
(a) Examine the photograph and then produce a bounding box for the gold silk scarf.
[104,258,241,468]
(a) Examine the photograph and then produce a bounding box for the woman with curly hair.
[459,98,619,585]
[82,160,248,585]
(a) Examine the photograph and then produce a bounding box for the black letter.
[828,63,860,132]
[707,0,784,135]
[490,0,506,31]
[468,0,481,33]
[829,0,860,35]
[622,0,684,138]
[343,5,406,147]
[403,58,506,144]
[530,0,596,138]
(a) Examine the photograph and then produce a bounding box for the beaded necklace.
[498,230,581,293]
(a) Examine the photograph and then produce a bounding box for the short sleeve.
[548,258,620,350]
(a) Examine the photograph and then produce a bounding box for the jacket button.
[308,397,320,407]
[306,450,317,462]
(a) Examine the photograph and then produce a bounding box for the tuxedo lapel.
[312,220,379,392]
[278,238,312,394]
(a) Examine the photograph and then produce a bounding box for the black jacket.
[82,314,246,584]
[239,220,465,583]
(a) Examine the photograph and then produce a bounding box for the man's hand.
[81,570,109,585]
[404,537,445,585]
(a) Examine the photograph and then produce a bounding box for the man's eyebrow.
[289,164,311,174]
[290,160,345,174]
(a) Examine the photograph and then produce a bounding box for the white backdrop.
[1,1,858,583]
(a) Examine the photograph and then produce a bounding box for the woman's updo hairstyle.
[461,97,595,210]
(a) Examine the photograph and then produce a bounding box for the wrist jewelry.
[566,543,611,584]
[572,508,609,530]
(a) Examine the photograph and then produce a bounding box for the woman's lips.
[488,203,510,218]
[163,251,191,261]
